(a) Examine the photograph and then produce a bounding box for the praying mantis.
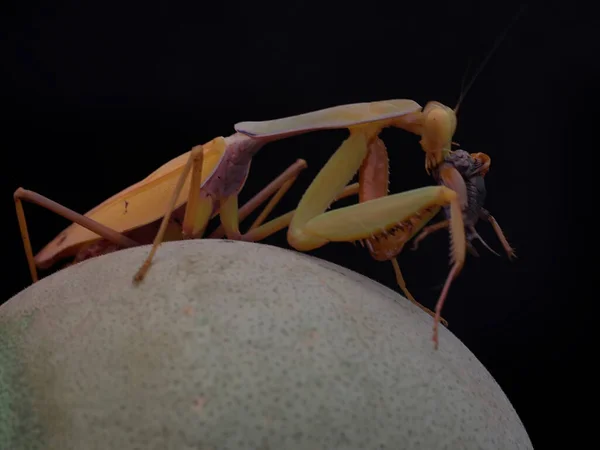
[15,98,469,348]
[14,4,526,348]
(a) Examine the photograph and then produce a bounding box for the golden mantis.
[13,3,531,352]
[14,6,526,349]
[15,99,472,348]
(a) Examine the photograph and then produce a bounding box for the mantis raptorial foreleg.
[280,125,466,348]
[14,188,140,282]
[356,135,449,326]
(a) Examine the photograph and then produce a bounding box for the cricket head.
[420,101,457,172]
[469,152,491,177]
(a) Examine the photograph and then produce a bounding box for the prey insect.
[409,149,517,345]
[412,149,516,261]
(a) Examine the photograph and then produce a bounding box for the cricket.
[411,149,516,262]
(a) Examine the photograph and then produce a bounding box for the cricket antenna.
[454,4,529,115]
[458,57,473,107]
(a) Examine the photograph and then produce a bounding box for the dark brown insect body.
[413,149,516,260]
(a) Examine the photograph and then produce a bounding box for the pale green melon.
[0,240,533,449]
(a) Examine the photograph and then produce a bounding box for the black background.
[1,1,594,448]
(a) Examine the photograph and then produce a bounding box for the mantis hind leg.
[14,187,139,283]
[133,145,207,283]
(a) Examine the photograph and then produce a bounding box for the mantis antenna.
[454,4,529,114]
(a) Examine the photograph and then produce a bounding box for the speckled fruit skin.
[0,240,533,450]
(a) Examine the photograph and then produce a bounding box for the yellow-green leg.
[282,126,466,349]
[216,159,360,243]
[218,182,361,243]
[209,159,308,240]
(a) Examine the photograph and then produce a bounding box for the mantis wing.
[36,137,228,264]
[235,99,422,138]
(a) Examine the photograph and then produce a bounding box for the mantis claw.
[507,248,518,261]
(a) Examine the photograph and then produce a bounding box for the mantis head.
[419,101,457,173]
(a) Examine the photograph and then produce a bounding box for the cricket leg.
[208,158,308,239]
[14,188,139,283]
[411,219,450,250]
[390,258,448,327]
[133,143,210,283]
[479,208,517,260]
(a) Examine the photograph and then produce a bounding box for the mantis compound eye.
[421,102,457,154]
